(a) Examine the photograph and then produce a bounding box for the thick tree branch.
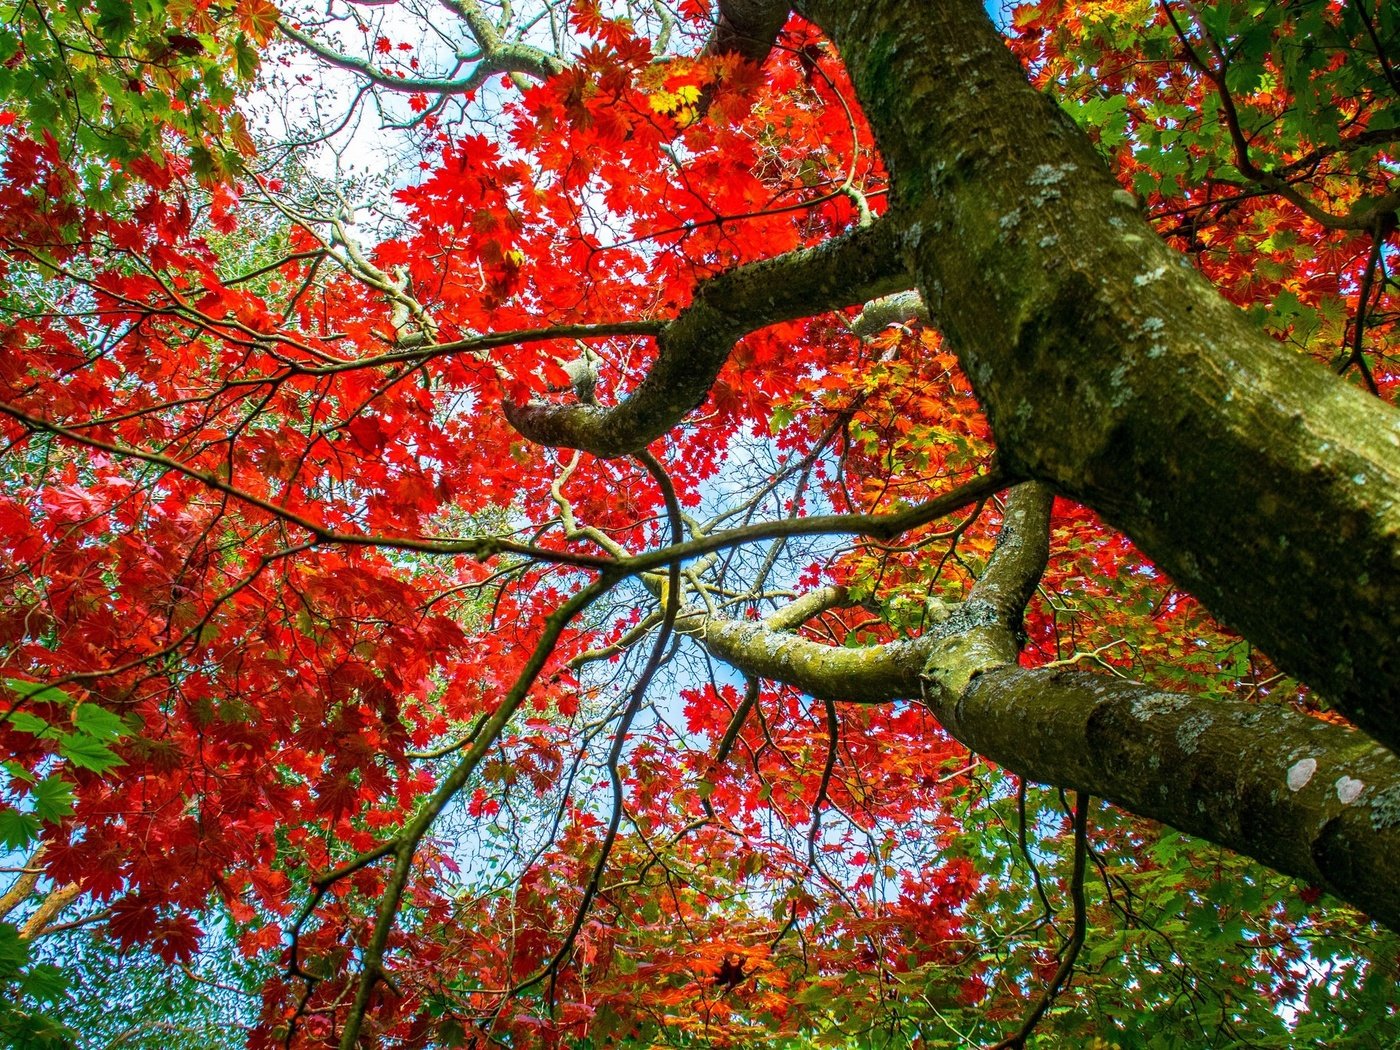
[797,0,1400,752]
[504,217,909,456]
[689,607,925,702]
[940,665,1400,934]
[699,603,1400,933]
[436,0,565,80]
[764,584,852,630]
[18,881,80,939]
[680,483,1400,932]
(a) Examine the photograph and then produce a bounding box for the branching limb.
[1335,228,1385,395]
[550,450,631,558]
[335,573,616,1050]
[279,0,561,101]
[436,0,564,82]
[0,404,618,571]
[511,447,685,1002]
[674,480,1400,932]
[277,20,490,95]
[796,0,1400,750]
[1161,0,1400,231]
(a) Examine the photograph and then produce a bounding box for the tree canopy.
[0,0,1397,1046]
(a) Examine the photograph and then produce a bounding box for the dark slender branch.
[512,447,684,1003]
[1164,0,1400,231]
[628,469,1008,576]
[991,792,1089,1049]
[713,675,761,767]
[0,403,618,571]
[335,575,615,1050]
[1352,0,1400,96]
[806,697,840,868]
[297,321,663,378]
[224,249,327,287]
[1337,229,1384,395]
[1017,779,1057,922]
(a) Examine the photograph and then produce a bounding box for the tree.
[0,0,1396,1046]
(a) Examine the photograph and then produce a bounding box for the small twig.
[712,676,761,769]
[1017,779,1057,924]
[806,698,840,869]
[1039,639,1130,673]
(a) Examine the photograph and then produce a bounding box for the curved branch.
[504,217,910,456]
[691,607,925,702]
[436,0,564,79]
[515,448,684,1002]
[278,20,493,95]
[992,792,1089,1049]
[678,483,1400,933]
[848,289,926,340]
[278,0,562,97]
[1162,0,1399,232]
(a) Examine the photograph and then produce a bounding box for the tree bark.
[705,0,791,63]
[499,0,1400,930]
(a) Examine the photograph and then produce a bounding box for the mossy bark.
[503,0,1400,925]
[701,609,1400,933]
[945,666,1400,934]
[797,0,1400,752]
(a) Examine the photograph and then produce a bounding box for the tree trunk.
[794,0,1400,752]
